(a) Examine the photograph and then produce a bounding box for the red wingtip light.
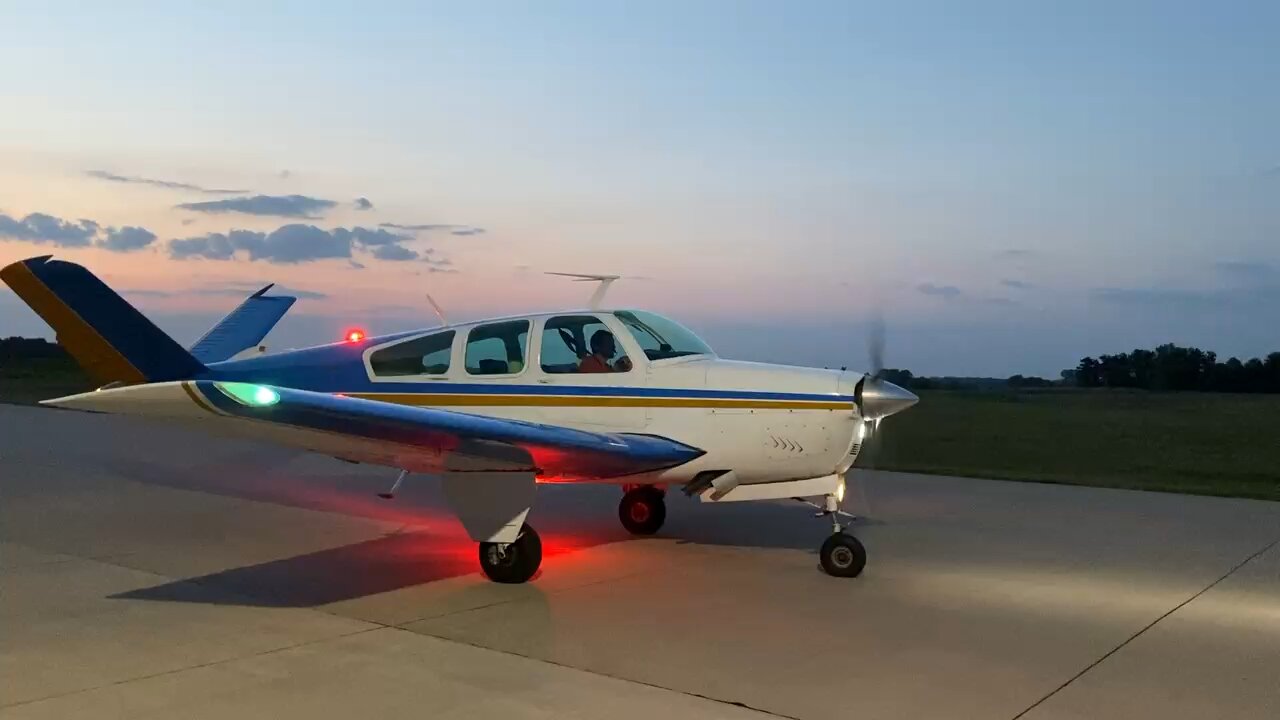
[345,328,366,343]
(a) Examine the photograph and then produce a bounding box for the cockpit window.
[613,310,713,361]
[369,331,455,376]
[541,315,632,374]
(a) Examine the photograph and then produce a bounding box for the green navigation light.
[217,382,281,407]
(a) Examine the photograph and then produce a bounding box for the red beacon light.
[345,328,366,343]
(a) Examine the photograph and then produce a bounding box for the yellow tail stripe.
[0,261,146,386]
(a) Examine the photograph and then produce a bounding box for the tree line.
[0,336,68,362]
[1069,344,1280,393]
[882,343,1280,394]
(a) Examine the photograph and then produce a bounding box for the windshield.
[613,310,713,361]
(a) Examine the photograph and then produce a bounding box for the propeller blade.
[868,313,885,379]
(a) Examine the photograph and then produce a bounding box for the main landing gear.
[809,491,866,578]
[478,523,542,583]
[619,485,666,535]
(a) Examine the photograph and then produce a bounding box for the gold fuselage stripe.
[348,392,851,410]
[181,381,221,415]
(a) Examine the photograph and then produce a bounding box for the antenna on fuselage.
[545,272,621,310]
[426,293,448,325]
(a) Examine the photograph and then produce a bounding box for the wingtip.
[1,255,53,276]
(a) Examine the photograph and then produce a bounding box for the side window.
[465,320,529,375]
[369,331,455,377]
[541,315,632,374]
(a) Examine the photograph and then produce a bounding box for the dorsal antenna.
[426,293,448,325]
[545,272,621,310]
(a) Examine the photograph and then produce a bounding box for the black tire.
[618,486,666,535]
[478,524,542,583]
[820,532,867,578]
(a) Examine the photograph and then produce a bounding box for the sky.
[1,1,1277,377]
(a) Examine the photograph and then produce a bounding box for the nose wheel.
[478,523,542,583]
[619,486,666,535]
[820,532,866,577]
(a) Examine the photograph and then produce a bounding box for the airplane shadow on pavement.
[104,454,857,608]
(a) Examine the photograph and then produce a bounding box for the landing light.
[837,479,846,503]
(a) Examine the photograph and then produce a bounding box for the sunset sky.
[2,1,1277,376]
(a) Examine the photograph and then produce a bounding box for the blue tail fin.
[1,256,206,385]
[190,284,296,363]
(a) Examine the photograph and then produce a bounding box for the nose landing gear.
[618,485,666,535]
[806,490,867,578]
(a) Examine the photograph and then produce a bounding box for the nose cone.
[858,378,919,419]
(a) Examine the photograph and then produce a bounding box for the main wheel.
[478,523,542,583]
[618,486,666,535]
[819,532,866,578]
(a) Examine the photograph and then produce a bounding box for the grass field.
[0,359,93,405]
[872,389,1280,502]
[3,364,1278,502]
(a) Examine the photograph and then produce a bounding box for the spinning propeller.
[851,313,918,469]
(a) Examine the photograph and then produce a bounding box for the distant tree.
[1059,368,1078,386]
[0,337,69,362]
[1003,376,1054,386]
[1075,357,1102,387]
[880,368,914,387]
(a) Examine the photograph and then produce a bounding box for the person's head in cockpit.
[579,330,619,373]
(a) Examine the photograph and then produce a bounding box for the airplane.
[1,255,918,583]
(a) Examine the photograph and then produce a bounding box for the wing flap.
[43,381,703,479]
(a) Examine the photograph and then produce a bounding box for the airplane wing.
[42,381,703,480]
[189,285,296,363]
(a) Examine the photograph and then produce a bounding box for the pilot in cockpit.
[578,329,631,373]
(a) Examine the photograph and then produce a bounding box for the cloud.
[176,194,338,219]
[353,197,374,211]
[1092,286,1228,310]
[1097,262,1280,313]
[193,281,328,300]
[334,227,410,247]
[238,224,351,262]
[1001,279,1033,289]
[1215,260,1273,282]
[169,232,239,260]
[0,212,98,246]
[379,222,485,236]
[168,223,438,265]
[370,244,419,261]
[99,226,157,252]
[86,170,247,195]
[425,258,459,274]
[917,282,962,299]
[1,210,167,253]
